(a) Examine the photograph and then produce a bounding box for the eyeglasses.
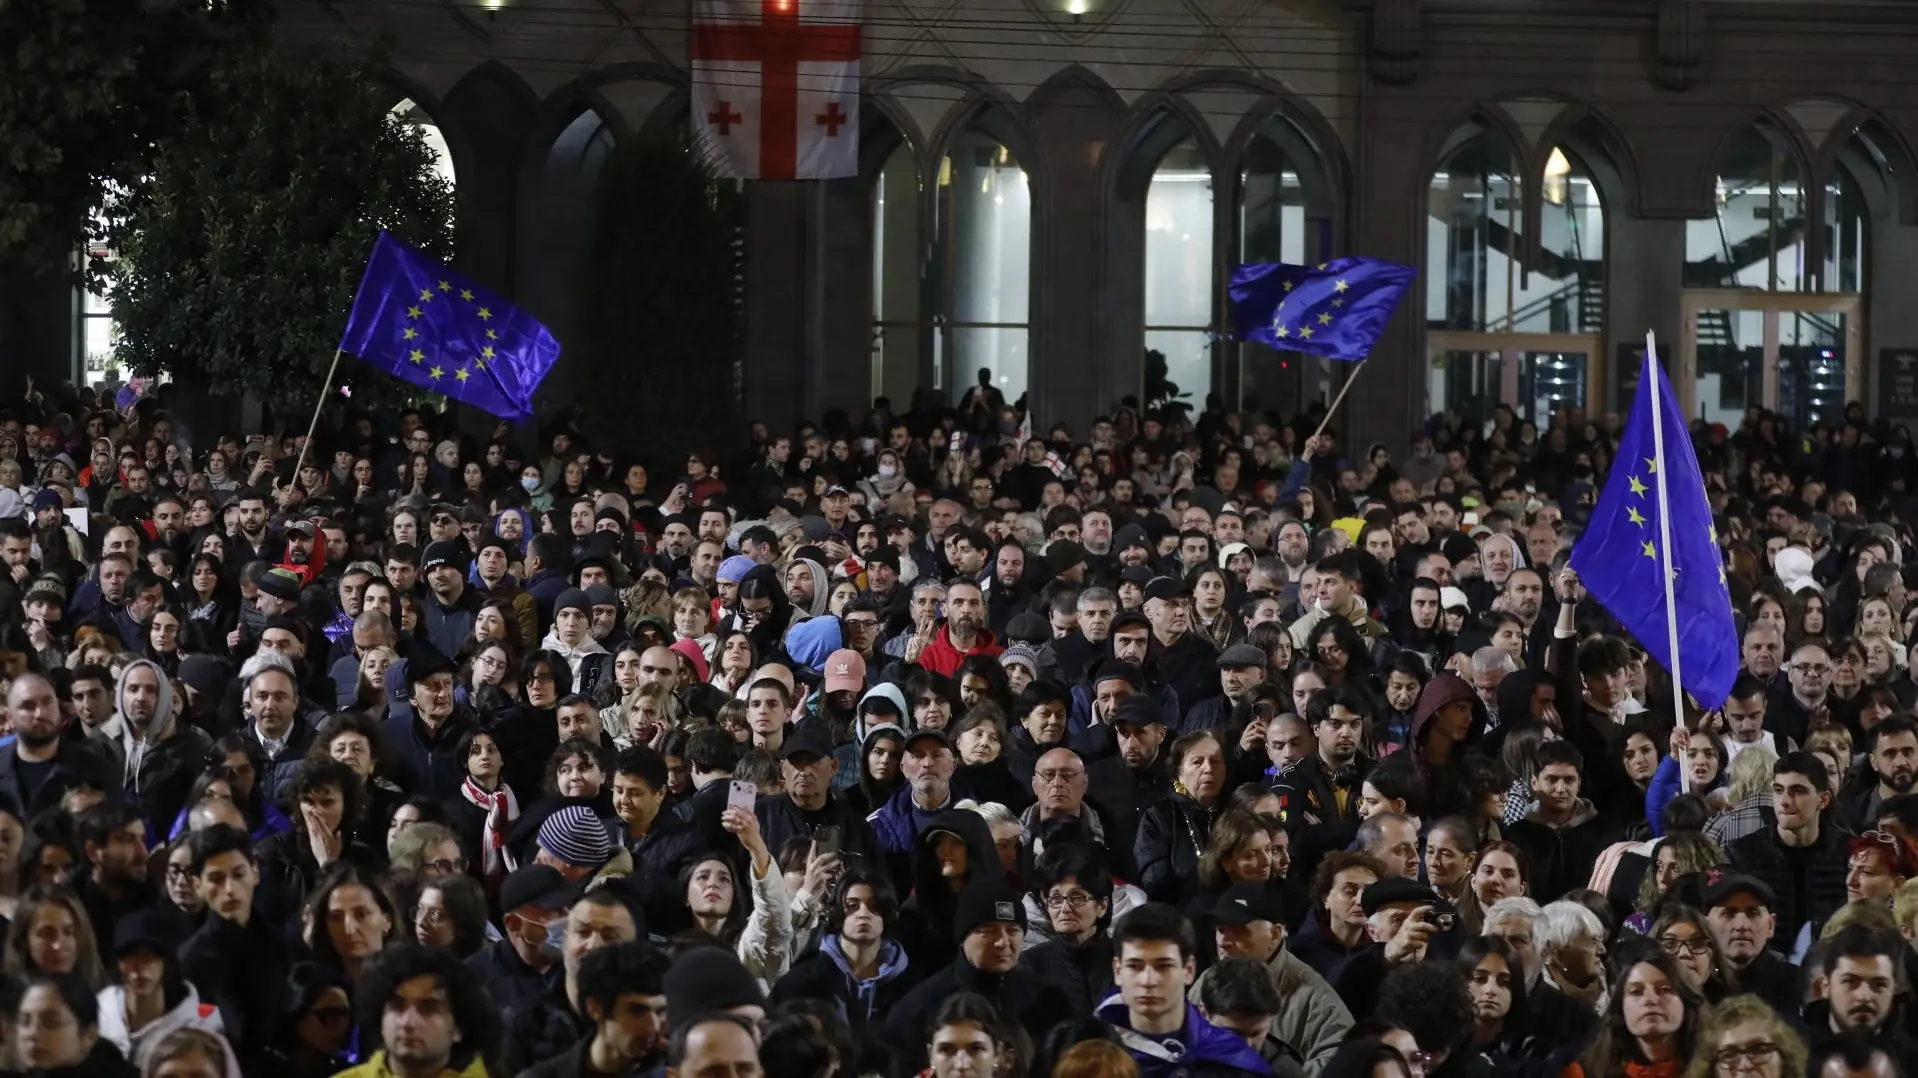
[421,858,467,875]
[165,865,194,881]
[1794,663,1832,675]
[1713,1042,1780,1068]
[1657,935,1712,958]
[1036,769,1085,784]
[1045,892,1094,910]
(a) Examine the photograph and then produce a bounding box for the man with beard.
[1804,925,1918,1074]
[1143,577,1220,714]
[0,673,112,816]
[1050,587,1117,686]
[1389,577,1448,667]
[1290,685,1376,879]
[228,489,277,565]
[420,540,481,658]
[911,580,1002,676]
[276,518,327,589]
[75,800,154,949]
[99,658,211,831]
[1840,716,1918,827]
[1502,567,1546,635]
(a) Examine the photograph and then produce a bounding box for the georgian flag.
[692,0,862,180]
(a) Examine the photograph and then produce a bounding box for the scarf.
[459,777,520,877]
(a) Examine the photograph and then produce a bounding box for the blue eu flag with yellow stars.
[1229,257,1417,361]
[1569,352,1739,708]
[339,232,559,421]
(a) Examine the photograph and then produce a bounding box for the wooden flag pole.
[1309,358,1368,443]
[288,348,345,490]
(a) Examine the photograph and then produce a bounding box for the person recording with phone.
[1325,876,1463,1019]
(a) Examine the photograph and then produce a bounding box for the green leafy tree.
[0,0,266,265]
[104,45,454,416]
[575,129,744,459]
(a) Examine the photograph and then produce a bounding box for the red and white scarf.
[459,778,520,878]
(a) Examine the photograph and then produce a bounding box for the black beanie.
[555,587,591,618]
[952,877,1026,941]
[664,947,766,1029]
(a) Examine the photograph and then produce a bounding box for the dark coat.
[1727,813,1850,943]
[894,808,1004,973]
[882,958,1073,1074]
[1022,932,1116,1018]
[1135,792,1220,905]
[384,705,481,804]
[0,735,115,818]
[178,910,292,1060]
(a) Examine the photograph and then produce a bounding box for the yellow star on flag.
[460,289,474,302]
[428,365,445,381]
[1645,458,1658,473]
[481,346,496,360]
[454,366,471,383]
[1274,325,1289,339]
[485,329,497,340]
[408,349,424,365]
[1331,298,1344,308]
[1627,506,1646,526]
[419,289,434,302]
[1628,474,1648,496]
[1299,326,1315,340]
[1282,281,1294,292]
[1334,279,1350,293]
[1641,540,1656,558]
[1317,312,1332,325]
[1316,263,1327,271]
[438,281,452,292]
[406,306,422,319]
[476,307,492,321]
[402,328,417,341]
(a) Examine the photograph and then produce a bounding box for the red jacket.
[917,624,1003,676]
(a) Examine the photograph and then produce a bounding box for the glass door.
[1426,331,1602,429]
[1677,290,1861,430]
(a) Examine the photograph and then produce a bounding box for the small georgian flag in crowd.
[692,0,863,180]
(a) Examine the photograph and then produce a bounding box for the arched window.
[392,98,457,190]
[939,129,1031,401]
[1144,137,1216,407]
[1682,119,1858,431]
[1425,122,1604,426]
[1237,114,1338,411]
[871,121,1031,405]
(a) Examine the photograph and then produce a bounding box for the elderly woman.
[1536,898,1608,1008]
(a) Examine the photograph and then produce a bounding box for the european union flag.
[1569,352,1739,708]
[339,232,559,421]
[1229,257,1416,361]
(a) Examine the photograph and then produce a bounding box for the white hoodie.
[96,983,232,1075]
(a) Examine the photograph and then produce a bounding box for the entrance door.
[1426,331,1603,429]
[1677,290,1862,429]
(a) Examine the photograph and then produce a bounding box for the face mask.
[520,476,540,492]
[878,464,897,478]
[859,438,878,454]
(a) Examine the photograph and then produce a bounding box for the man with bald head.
[1023,747,1121,870]
[638,646,682,690]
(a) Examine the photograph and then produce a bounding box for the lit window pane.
[391,99,456,190]
[1146,138,1214,401]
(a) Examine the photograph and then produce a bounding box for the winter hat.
[953,877,1027,940]
[256,568,303,603]
[717,555,757,584]
[32,488,63,514]
[1005,612,1051,646]
[1774,546,1819,594]
[998,643,1040,677]
[177,654,231,699]
[537,805,613,869]
[670,638,710,683]
[421,540,466,574]
[584,583,620,609]
[22,575,65,607]
[554,587,592,619]
[665,947,767,1028]
[1044,540,1086,575]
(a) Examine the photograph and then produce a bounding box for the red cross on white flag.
[692,0,862,181]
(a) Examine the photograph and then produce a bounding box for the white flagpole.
[1645,331,1691,792]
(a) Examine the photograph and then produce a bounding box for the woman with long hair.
[1626,834,1722,935]
[1651,905,1739,1004]
[1571,945,1704,1078]
[1457,935,1554,1076]
[1188,565,1238,651]
[202,734,290,842]
[5,886,105,991]
[182,554,237,654]
[1469,840,1531,910]
[709,630,757,696]
[409,874,490,960]
[302,714,404,855]
[302,865,397,987]
[683,803,793,988]
[445,728,517,891]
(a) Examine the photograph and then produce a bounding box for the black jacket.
[464,937,562,1018]
[1134,793,1220,905]
[623,812,710,935]
[882,958,1073,1074]
[754,791,881,868]
[771,937,921,1049]
[1727,813,1850,943]
[1504,801,1619,903]
[894,809,1004,973]
[0,736,114,818]
[1022,932,1116,1017]
[384,706,481,804]
[178,910,292,1060]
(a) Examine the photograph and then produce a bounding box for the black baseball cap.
[500,865,582,913]
[1702,872,1776,911]
[1213,883,1287,926]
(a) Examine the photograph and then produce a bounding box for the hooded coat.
[771,934,919,1046]
[1098,995,1275,1078]
[1408,672,1489,822]
[98,658,213,832]
[894,808,1005,973]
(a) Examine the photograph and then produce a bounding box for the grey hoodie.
[112,658,177,795]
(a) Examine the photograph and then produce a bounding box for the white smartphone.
[727,779,758,812]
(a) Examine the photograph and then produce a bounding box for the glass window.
[1145,138,1215,405]
[391,99,457,191]
[79,240,118,390]
[1684,121,1810,292]
[870,141,927,403]
[939,131,1031,400]
[1428,126,1525,332]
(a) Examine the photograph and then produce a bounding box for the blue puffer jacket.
[1097,995,1274,1078]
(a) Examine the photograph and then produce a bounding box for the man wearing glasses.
[1771,641,1835,749]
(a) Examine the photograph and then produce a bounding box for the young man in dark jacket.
[517,942,669,1078]
[771,867,919,1059]
[1505,741,1618,903]
[1727,751,1849,944]
[1100,901,1273,1078]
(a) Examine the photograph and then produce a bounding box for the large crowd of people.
[0,375,1913,1078]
